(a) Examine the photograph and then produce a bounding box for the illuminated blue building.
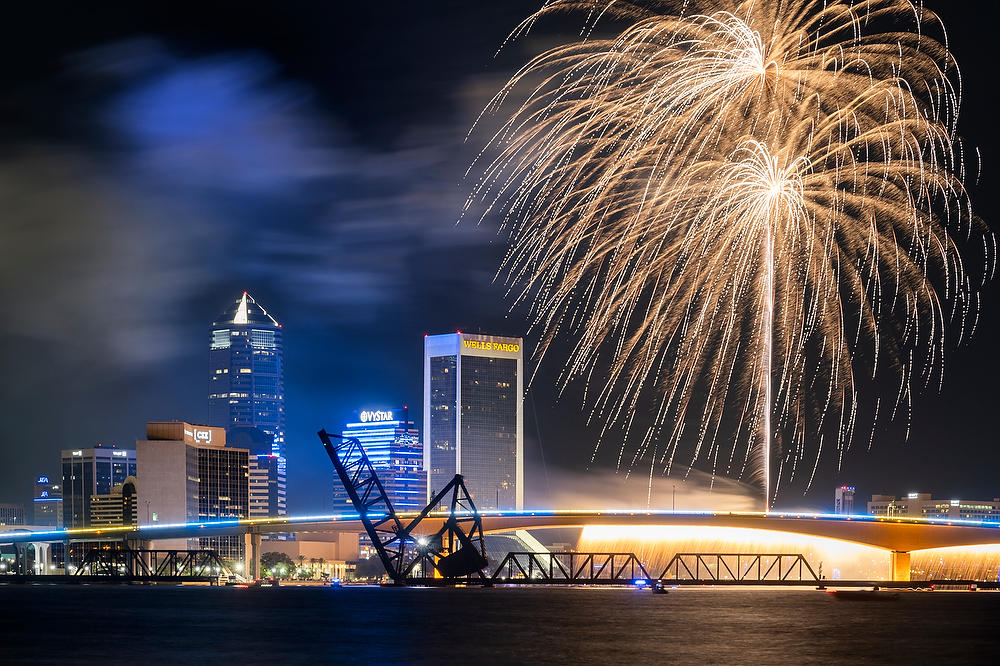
[208,292,286,519]
[333,409,425,512]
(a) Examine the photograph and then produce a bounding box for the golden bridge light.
[580,524,890,580]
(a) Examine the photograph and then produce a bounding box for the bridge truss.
[318,428,488,585]
[491,552,652,584]
[659,553,819,582]
[76,547,229,582]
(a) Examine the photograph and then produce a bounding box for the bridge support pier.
[244,532,262,580]
[28,542,51,575]
[38,542,51,575]
[890,551,911,582]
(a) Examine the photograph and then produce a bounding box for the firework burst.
[467,0,994,507]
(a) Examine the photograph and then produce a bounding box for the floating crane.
[318,429,488,585]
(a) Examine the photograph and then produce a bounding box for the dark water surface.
[2,585,999,664]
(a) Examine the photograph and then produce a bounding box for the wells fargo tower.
[423,332,523,510]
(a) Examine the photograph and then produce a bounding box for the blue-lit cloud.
[0,38,500,373]
[107,50,338,193]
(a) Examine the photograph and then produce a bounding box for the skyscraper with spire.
[208,292,286,518]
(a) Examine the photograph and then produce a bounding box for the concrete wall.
[263,533,358,560]
[136,438,189,529]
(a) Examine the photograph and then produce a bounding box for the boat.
[652,582,669,595]
[244,576,280,588]
[826,589,899,601]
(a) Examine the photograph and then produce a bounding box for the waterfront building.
[254,533,359,581]
[135,422,249,560]
[868,493,1000,520]
[0,503,25,526]
[60,446,137,528]
[33,476,63,527]
[423,332,523,510]
[834,485,855,515]
[333,408,425,512]
[89,477,138,527]
[208,292,286,520]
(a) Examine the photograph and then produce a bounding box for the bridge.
[4,509,1000,582]
[8,430,998,584]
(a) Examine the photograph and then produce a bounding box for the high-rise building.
[834,485,855,515]
[60,446,137,528]
[333,408,425,512]
[868,493,1000,520]
[249,456,283,518]
[227,426,287,520]
[0,504,25,526]
[136,422,249,561]
[208,292,286,520]
[33,475,63,527]
[209,292,285,454]
[423,333,523,510]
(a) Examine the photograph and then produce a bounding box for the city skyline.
[1,1,998,515]
[3,3,1000,663]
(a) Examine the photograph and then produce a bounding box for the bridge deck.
[4,510,1000,552]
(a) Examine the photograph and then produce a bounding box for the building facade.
[868,493,1000,520]
[0,504,25,526]
[226,426,288,521]
[333,408,425,513]
[249,453,286,518]
[423,333,523,510]
[208,292,286,521]
[135,422,249,561]
[834,485,855,515]
[33,475,63,527]
[60,446,137,528]
[89,477,138,527]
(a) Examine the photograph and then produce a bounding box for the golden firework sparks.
[468,0,995,508]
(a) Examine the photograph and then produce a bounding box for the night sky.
[1,1,998,514]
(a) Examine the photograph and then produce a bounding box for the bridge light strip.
[4,509,1000,542]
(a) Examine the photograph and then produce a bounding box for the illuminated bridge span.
[5,510,1000,581]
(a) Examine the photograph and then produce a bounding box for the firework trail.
[467,0,995,508]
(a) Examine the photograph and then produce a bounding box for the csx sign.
[359,410,394,423]
[193,429,213,444]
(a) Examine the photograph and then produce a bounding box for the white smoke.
[528,465,760,512]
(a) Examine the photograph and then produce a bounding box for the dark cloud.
[0,35,512,506]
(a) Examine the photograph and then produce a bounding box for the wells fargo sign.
[463,339,520,353]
